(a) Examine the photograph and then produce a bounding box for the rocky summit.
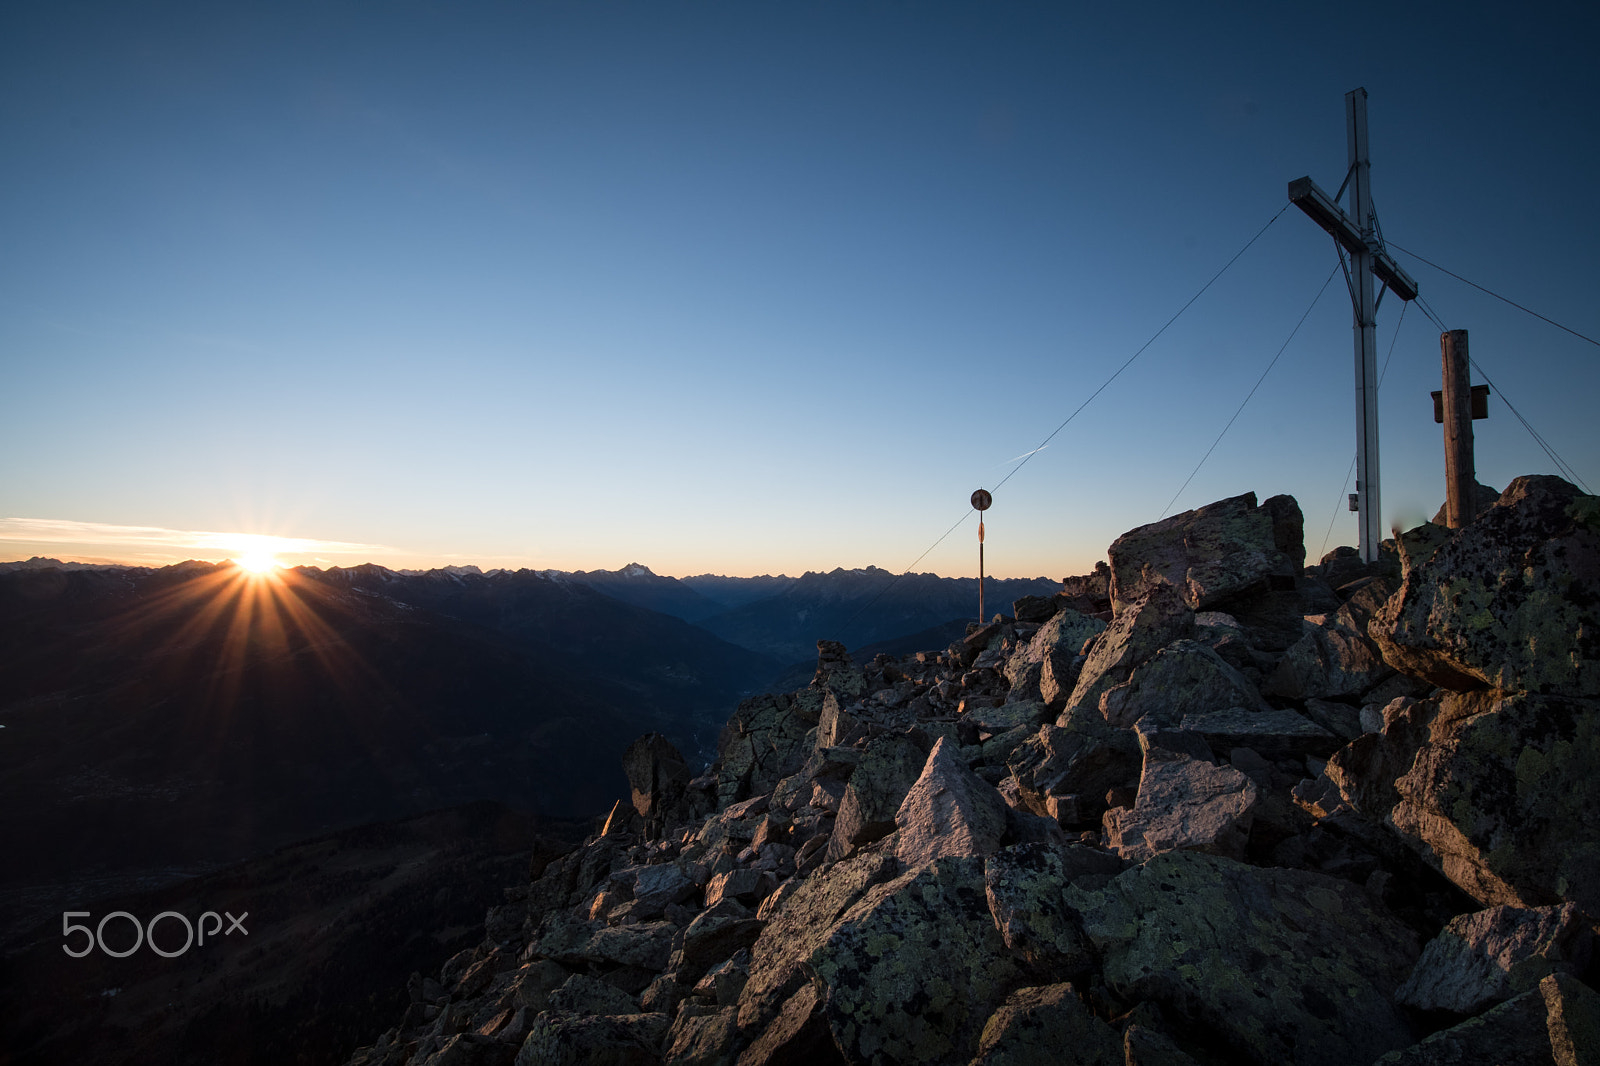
[344,476,1600,1066]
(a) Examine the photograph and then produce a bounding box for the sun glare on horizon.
[235,552,282,574]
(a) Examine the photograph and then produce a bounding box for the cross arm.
[1288,176,1419,301]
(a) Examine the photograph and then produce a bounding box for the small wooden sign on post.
[971,489,992,622]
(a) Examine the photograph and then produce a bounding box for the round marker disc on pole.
[971,489,992,511]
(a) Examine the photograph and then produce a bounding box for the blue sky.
[3,2,1596,578]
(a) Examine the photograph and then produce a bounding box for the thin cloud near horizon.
[0,518,397,560]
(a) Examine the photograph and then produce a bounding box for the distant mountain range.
[0,561,775,928]
[0,557,1062,902]
[528,561,1060,666]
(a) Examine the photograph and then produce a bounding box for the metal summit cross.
[1289,87,1419,562]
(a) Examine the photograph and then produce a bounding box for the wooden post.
[1441,330,1475,528]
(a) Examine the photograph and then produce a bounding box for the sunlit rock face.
[1371,474,1600,697]
[339,479,1600,1066]
[1106,491,1304,615]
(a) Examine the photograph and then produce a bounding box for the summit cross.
[1288,87,1419,563]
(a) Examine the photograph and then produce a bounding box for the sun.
[235,552,281,575]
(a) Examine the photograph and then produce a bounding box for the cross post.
[1288,87,1418,562]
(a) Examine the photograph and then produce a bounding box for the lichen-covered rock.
[1371,475,1600,696]
[1296,694,1445,820]
[1176,706,1340,761]
[1065,584,1195,719]
[1107,492,1304,615]
[813,639,867,696]
[628,863,698,918]
[1007,720,1141,824]
[1005,608,1106,709]
[1300,696,1365,742]
[664,1004,742,1066]
[893,737,1008,868]
[680,903,765,982]
[1103,740,1259,862]
[1544,971,1600,1066]
[825,732,926,863]
[1396,902,1595,1014]
[1375,987,1555,1065]
[733,982,837,1066]
[512,1011,670,1066]
[1267,602,1396,701]
[965,700,1051,734]
[817,690,865,749]
[546,973,640,1016]
[535,914,679,972]
[735,850,900,1036]
[807,857,1025,1066]
[969,983,1122,1066]
[1389,692,1600,913]
[1122,1024,1203,1066]
[716,692,814,808]
[1074,851,1419,1066]
[1096,638,1269,730]
[983,842,1125,975]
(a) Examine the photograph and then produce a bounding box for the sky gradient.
[4,2,1597,578]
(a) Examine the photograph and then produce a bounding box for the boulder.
[663,1004,742,1066]
[1389,692,1600,913]
[807,857,1025,1066]
[1266,603,1396,701]
[735,851,900,1037]
[825,733,925,863]
[1096,639,1270,729]
[983,842,1126,975]
[1371,475,1600,696]
[1544,971,1600,1065]
[1074,851,1420,1066]
[812,639,866,697]
[733,982,837,1066]
[1122,1024,1203,1066]
[1065,584,1195,719]
[1006,720,1141,825]
[1176,706,1341,761]
[1005,608,1106,709]
[1011,594,1060,624]
[1374,987,1556,1065]
[704,868,772,910]
[1395,902,1595,1014]
[535,914,679,973]
[1107,492,1304,615]
[715,692,814,808]
[1297,695,1441,820]
[893,737,1009,868]
[546,973,640,1015]
[680,903,765,982]
[817,690,865,749]
[513,1012,670,1066]
[969,983,1122,1066]
[628,863,698,919]
[1300,697,1365,742]
[1104,737,1259,862]
[623,732,694,831]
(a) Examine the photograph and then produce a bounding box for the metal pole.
[978,518,985,623]
[1441,330,1475,528]
[1347,88,1382,562]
